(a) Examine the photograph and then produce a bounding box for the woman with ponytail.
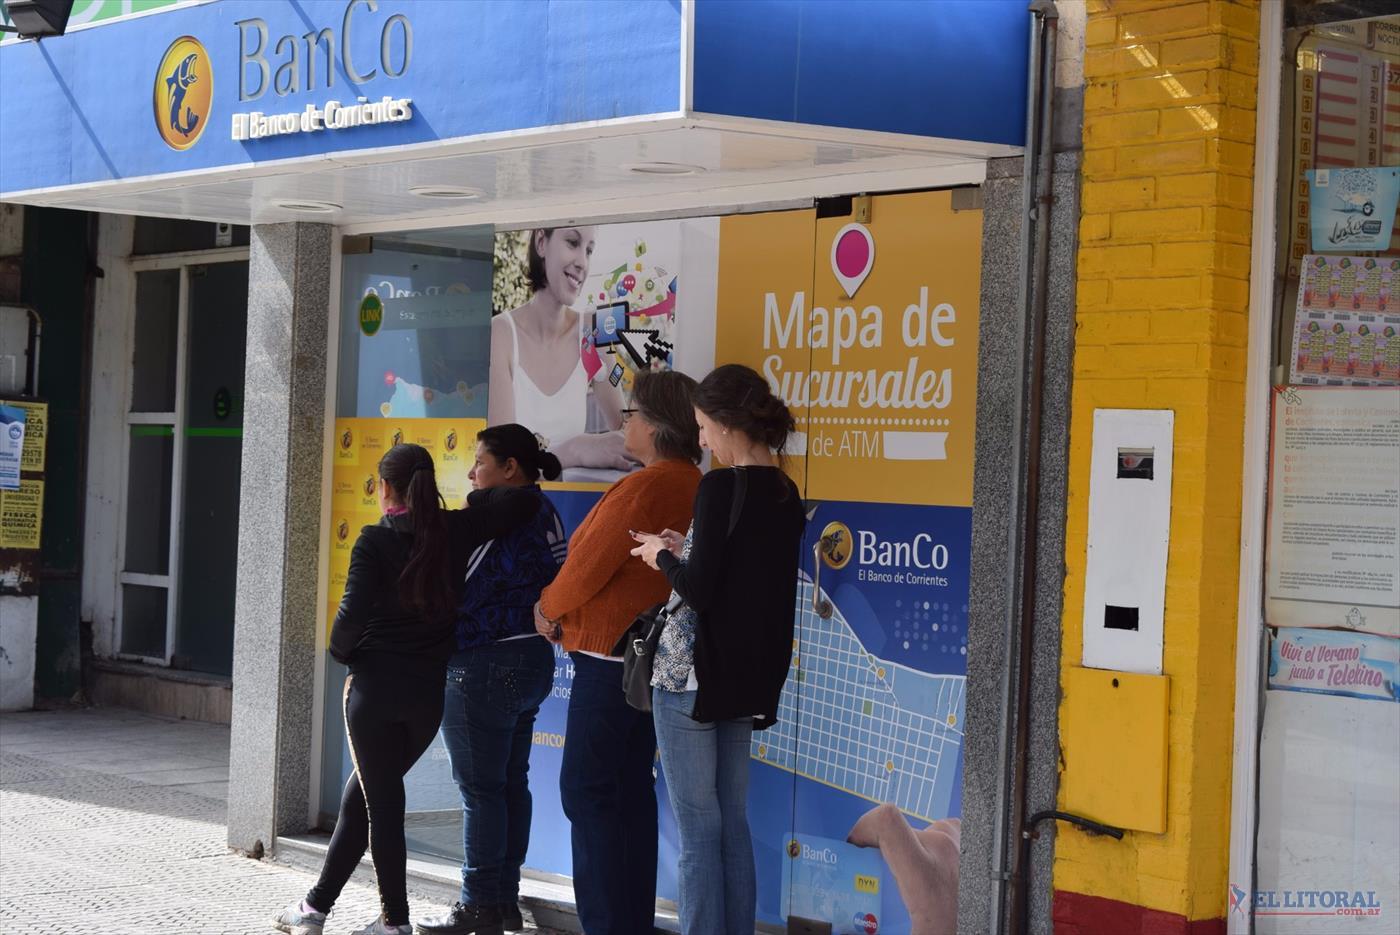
[419,425,567,935]
[275,444,540,935]
[630,364,806,935]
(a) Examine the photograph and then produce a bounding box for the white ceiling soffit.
[5,116,1015,229]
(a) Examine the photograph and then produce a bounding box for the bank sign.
[0,0,683,193]
[0,0,1030,198]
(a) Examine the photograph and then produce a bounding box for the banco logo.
[336,519,349,542]
[154,36,212,150]
[444,430,458,452]
[819,521,853,570]
[339,427,354,451]
[363,475,375,497]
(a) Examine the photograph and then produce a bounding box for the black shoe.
[413,902,504,935]
[499,903,524,932]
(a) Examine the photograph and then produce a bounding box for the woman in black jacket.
[631,364,806,935]
[274,443,538,935]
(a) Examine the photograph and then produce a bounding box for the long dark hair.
[378,443,453,619]
[477,423,563,482]
[694,364,796,458]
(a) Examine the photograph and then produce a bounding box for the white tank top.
[502,310,587,447]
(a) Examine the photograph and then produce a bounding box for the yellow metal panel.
[1060,666,1170,833]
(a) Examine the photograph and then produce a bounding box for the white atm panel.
[1082,409,1174,675]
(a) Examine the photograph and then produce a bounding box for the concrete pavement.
[0,705,551,935]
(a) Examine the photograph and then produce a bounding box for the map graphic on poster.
[757,579,966,823]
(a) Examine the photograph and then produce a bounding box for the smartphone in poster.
[747,500,970,932]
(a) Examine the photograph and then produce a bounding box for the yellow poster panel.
[0,478,43,549]
[0,399,46,472]
[714,208,817,495]
[325,417,484,638]
[715,192,980,507]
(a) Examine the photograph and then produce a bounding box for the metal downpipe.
[989,2,1058,933]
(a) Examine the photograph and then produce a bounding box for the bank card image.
[781,833,883,934]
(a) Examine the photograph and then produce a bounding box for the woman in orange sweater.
[532,370,701,935]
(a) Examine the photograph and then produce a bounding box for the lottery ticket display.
[1290,255,1400,385]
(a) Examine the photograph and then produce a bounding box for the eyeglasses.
[620,408,639,424]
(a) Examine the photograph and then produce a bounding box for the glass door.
[173,261,249,674]
[787,191,981,934]
[117,259,249,673]
[118,268,182,661]
[711,205,817,927]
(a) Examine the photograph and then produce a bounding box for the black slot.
[1104,605,1140,631]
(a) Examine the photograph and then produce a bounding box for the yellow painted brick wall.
[1054,0,1258,922]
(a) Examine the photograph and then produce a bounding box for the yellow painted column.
[1053,1,1259,931]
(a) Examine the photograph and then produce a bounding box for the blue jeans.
[559,652,658,935]
[440,636,555,907]
[652,687,755,935]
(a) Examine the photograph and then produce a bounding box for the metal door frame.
[113,246,249,665]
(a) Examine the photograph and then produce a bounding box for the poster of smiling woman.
[490,220,694,484]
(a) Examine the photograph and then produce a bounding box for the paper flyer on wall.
[0,478,42,549]
[1268,628,1400,703]
[1291,255,1400,385]
[1265,386,1400,637]
[0,403,24,490]
[0,399,43,473]
[1306,168,1400,252]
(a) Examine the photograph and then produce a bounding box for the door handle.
[812,540,833,619]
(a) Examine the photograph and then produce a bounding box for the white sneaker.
[273,900,327,935]
[352,916,413,935]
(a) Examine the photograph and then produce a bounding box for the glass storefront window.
[320,227,496,861]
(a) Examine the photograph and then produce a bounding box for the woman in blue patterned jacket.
[419,424,567,935]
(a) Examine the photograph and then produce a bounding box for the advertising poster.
[1265,386,1400,637]
[325,417,484,638]
[1306,168,1400,253]
[0,398,44,473]
[715,191,978,932]
[490,221,689,485]
[341,236,495,423]
[1291,256,1400,385]
[0,403,24,490]
[0,478,42,549]
[1268,628,1400,703]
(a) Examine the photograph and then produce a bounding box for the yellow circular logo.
[819,521,853,570]
[154,36,212,150]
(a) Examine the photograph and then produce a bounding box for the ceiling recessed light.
[622,161,707,176]
[408,185,485,200]
[272,200,341,214]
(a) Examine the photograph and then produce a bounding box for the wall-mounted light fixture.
[0,0,73,40]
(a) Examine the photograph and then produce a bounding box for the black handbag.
[615,467,748,712]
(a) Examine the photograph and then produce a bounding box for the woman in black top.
[274,443,538,935]
[631,365,806,935]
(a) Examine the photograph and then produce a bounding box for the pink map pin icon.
[831,223,875,297]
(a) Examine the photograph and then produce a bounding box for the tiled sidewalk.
[0,706,541,935]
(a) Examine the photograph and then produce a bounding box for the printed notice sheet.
[1265,385,1400,636]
